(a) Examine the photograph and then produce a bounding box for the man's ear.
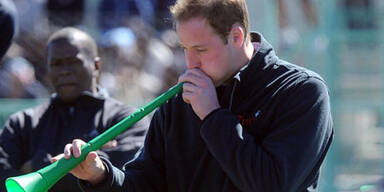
[94,57,101,70]
[94,57,101,83]
[229,25,245,48]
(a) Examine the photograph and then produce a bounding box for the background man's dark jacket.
[0,91,149,192]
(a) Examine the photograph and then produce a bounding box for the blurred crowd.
[0,0,185,106]
[277,0,377,50]
[0,0,377,104]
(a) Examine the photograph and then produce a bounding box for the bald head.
[47,27,98,60]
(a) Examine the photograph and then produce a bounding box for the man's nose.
[185,51,200,69]
[57,65,72,76]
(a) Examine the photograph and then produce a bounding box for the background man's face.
[47,40,95,103]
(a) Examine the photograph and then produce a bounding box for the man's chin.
[57,88,79,103]
[58,94,79,103]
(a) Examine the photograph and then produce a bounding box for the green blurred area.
[0,99,46,127]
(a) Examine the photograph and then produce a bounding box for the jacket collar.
[50,86,108,108]
[233,32,278,84]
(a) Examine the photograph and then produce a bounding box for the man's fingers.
[72,139,85,158]
[86,152,98,163]
[178,69,206,85]
[101,140,117,150]
[182,82,196,91]
[182,92,191,104]
[51,153,64,163]
[64,139,87,159]
[64,143,73,159]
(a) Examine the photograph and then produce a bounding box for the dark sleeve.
[0,0,17,59]
[0,115,26,192]
[101,105,150,168]
[78,157,126,192]
[80,109,167,192]
[200,77,334,191]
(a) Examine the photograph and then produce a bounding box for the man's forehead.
[49,40,80,52]
[178,42,208,49]
[176,16,208,27]
[47,42,85,61]
[49,30,89,44]
[176,17,218,47]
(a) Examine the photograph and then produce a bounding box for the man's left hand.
[178,68,220,120]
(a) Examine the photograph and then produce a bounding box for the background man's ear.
[94,57,101,84]
[94,57,101,70]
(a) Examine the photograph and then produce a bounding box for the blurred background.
[0,0,383,191]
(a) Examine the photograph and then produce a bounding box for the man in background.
[0,27,149,192]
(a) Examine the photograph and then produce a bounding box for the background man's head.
[0,0,17,60]
[170,0,250,44]
[47,27,101,103]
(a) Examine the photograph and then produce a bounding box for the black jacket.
[0,0,17,60]
[0,91,149,192]
[81,33,334,192]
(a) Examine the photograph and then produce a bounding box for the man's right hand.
[51,139,106,185]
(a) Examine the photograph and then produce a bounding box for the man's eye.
[197,49,206,52]
[178,45,186,50]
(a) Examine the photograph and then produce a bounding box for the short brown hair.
[170,0,250,44]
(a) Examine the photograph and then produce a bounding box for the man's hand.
[51,139,106,185]
[178,69,220,120]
